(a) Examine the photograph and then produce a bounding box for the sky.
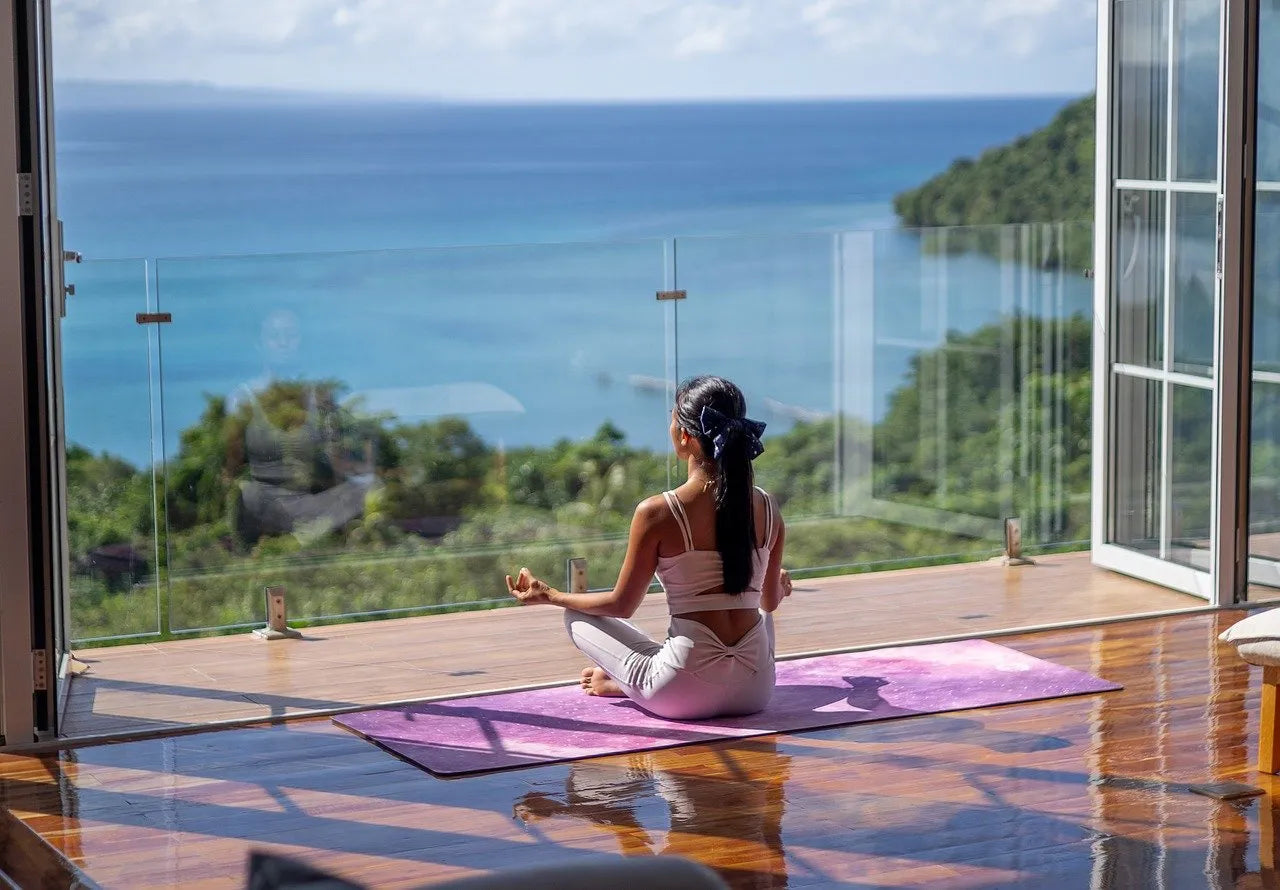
[51,0,1097,101]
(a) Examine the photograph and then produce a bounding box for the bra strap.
[663,491,694,552]
[756,486,774,546]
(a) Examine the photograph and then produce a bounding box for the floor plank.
[62,552,1198,737]
[4,610,1279,887]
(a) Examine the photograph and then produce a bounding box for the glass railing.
[62,221,1094,643]
[679,222,1093,577]
[856,222,1094,560]
[154,240,672,632]
[62,258,163,641]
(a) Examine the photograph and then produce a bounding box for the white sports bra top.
[656,486,775,615]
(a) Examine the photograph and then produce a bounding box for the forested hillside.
[893,95,1095,268]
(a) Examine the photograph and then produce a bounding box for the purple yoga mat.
[334,639,1119,776]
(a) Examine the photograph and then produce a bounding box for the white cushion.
[1220,609,1280,665]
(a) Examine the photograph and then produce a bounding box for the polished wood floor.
[2,609,1275,888]
[62,552,1198,737]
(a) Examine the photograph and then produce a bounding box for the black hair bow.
[699,405,766,461]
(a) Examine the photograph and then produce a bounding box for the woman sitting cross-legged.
[505,375,791,721]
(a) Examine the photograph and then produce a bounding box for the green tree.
[894,95,1096,269]
[873,315,1093,540]
[379,416,494,522]
[64,443,152,573]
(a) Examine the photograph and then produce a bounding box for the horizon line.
[54,78,1091,106]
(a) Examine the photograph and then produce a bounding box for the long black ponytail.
[674,376,758,594]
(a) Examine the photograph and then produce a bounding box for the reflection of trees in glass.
[1251,385,1280,535]
[1174,0,1222,182]
[1170,385,1213,546]
[1114,189,1165,369]
[1171,273,1214,372]
[1114,0,1167,183]
[1254,200,1280,372]
[1256,2,1280,180]
[1171,193,1216,373]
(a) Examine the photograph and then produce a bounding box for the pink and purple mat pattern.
[334,639,1119,776]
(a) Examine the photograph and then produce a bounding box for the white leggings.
[563,609,776,720]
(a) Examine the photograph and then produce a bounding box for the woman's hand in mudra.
[505,567,553,605]
[780,568,793,599]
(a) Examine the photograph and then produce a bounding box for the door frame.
[0,0,36,748]
[1214,0,1257,603]
[0,0,64,747]
[1091,0,1259,606]
[19,0,67,738]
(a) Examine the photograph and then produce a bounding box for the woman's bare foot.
[580,666,624,697]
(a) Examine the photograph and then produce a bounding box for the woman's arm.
[506,496,664,618]
[760,500,789,613]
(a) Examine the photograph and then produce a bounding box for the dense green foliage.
[67,313,1094,644]
[893,95,1096,269]
[875,315,1093,538]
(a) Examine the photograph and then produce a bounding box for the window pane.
[1113,189,1166,368]
[64,260,163,641]
[1252,0,1280,594]
[1249,3,1280,599]
[1111,374,1162,554]
[1171,191,1216,375]
[1168,384,1212,568]
[1115,0,1169,181]
[1257,0,1280,181]
[1173,0,1220,182]
[1251,383,1280,569]
[1255,194,1280,373]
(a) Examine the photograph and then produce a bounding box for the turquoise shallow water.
[55,95,1090,465]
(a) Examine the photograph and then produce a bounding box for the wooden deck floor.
[2,608,1276,888]
[62,552,1198,737]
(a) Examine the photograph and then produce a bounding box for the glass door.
[1094,0,1223,597]
[1247,0,1280,596]
[38,1,72,702]
[34,0,75,731]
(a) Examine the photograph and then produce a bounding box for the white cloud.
[57,0,328,52]
[799,0,1092,57]
[670,4,755,57]
[51,0,1096,98]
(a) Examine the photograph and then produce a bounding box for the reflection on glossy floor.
[5,610,1278,888]
[1250,584,1280,604]
[63,552,1198,737]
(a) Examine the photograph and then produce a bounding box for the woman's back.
[655,484,776,647]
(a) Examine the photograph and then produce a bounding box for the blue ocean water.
[55,95,1091,465]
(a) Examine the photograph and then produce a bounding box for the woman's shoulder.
[634,493,673,524]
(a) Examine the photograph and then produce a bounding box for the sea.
[55,93,1092,466]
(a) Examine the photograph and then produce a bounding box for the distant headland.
[893,94,1095,235]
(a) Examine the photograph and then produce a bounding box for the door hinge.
[16,172,32,215]
[656,289,687,302]
[135,312,172,325]
[32,650,47,692]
